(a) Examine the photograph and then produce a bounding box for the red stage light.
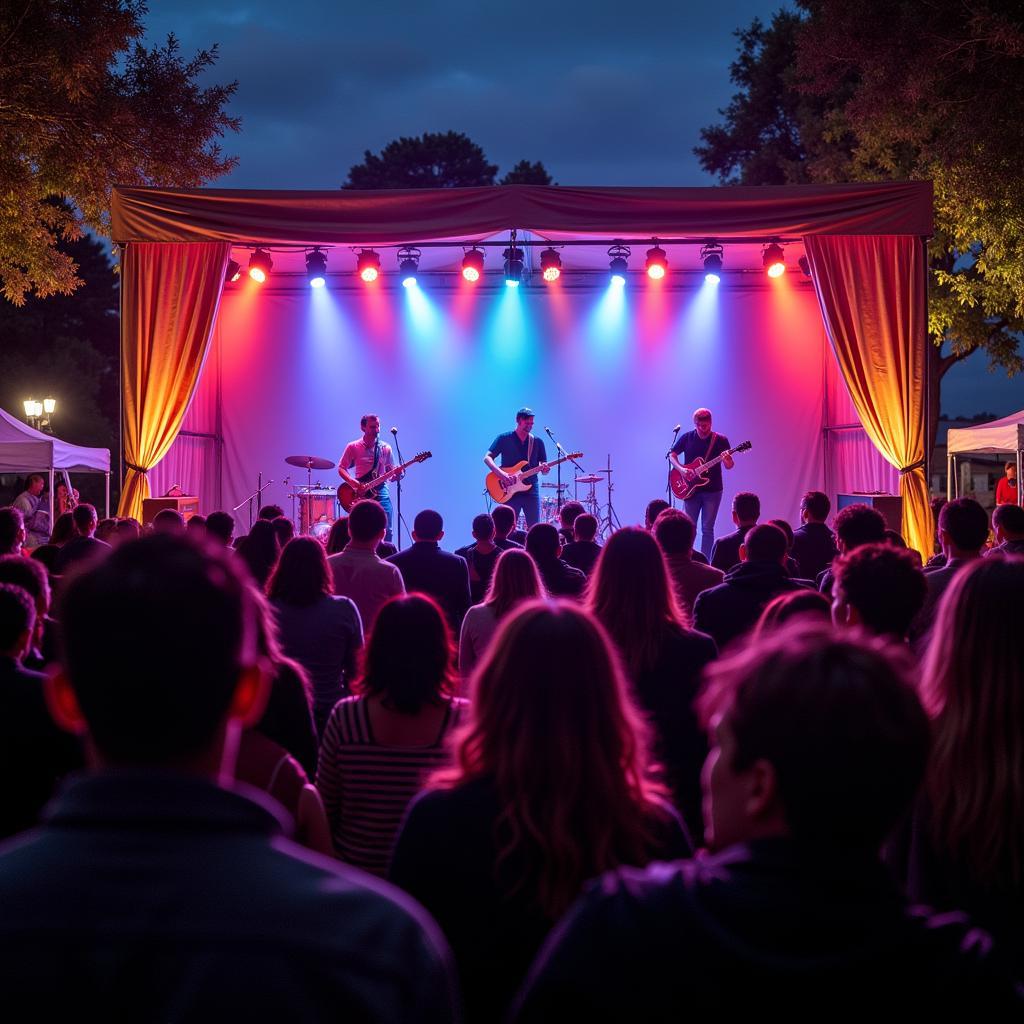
[540,248,561,282]
[357,250,381,283]
[645,245,667,280]
[763,242,785,278]
[462,248,484,282]
[248,249,272,283]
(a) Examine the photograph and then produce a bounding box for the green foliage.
[343,131,499,189]
[0,0,239,305]
[500,160,554,186]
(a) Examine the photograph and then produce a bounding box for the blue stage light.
[398,247,421,289]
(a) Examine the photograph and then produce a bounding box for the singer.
[337,413,401,541]
[668,408,734,560]
[483,407,551,527]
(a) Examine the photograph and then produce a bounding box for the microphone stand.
[544,427,588,515]
[390,429,405,550]
[666,425,681,507]
[234,474,273,529]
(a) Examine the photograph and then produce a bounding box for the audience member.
[492,504,525,549]
[271,516,295,548]
[817,502,886,596]
[710,491,760,572]
[694,524,809,649]
[524,523,586,598]
[0,534,457,1018]
[514,622,1022,1019]
[588,527,716,842]
[12,474,48,547]
[328,499,404,633]
[29,544,60,576]
[0,556,53,669]
[319,595,467,877]
[325,516,350,555]
[459,548,546,679]
[185,514,207,539]
[95,518,119,544]
[560,513,602,576]
[653,508,724,616]
[204,510,235,547]
[927,495,947,567]
[48,511,75,547]
[53,504,110,575]
[391,601,689,1022]
[388,511,472,633]
[258,504,285,521]
[0,507,25,556]
[790,490,838,582]
[644,498,670,530]
[988,502,1024,557]
[114,517,140,544]
[830,543,926,640]
[557,501,585,545]
[152,509,186,534]
[235,518,280,589]
[455,514,501,604]
[751,588,831,637]
[268,537,363,737]
[0,583,82,839]
[995,459,1018,506]
[890,557,1024,973]
[767,517,800,576]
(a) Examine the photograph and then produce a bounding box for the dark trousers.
[504,488,541,528]
[683,489,723,561]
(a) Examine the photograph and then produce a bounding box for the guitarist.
[483,407,551,528]
[338,413,401,542]
[669,408,734,561]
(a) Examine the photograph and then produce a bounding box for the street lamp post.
[23,397,56,433]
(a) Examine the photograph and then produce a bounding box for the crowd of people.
[0,483,1022,1018]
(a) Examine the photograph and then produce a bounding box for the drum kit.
[285,454,339,543]
[540,471,608,524]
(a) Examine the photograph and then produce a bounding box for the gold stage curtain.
[804,235,931,556]
[118,241,230,520]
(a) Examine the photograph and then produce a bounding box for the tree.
[0,0,239,305]
[500,160,555,186]
[696,3,1024,448]
[343,132,499,189]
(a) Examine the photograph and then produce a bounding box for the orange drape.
[118,241,230,520]
[804,235,931,556]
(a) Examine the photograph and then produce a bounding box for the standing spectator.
[152,509,186,535]
[588,527,716,842]
[204,510,235,547]
[235,518,280,589]
[653,508,723,617]
[830,543,927,641]
[817,503,887,597]
[459,549,546,679]
[455,514,501,605]
[326,516,350,555]
[268,537,362,737]
[767,518,800,577]
[996,460,1018,506]
[185,514,207,539]
[710,492,760,572]
[271,516,294,548]
[48,512,75,547]
[557,501,585,546]
[258,504,285,521]
[114,518,141,545]
[53,504,110,575]
[988,503,1024,557]
[12,474,48,547]
[790,490,838,582]
[560,513,602,577]
[491,504,524,549]
[95,518,120,544]
[318,595,467,877]
[391,601,689,1022]
[0,508,25,556]
[643,498,670,530]
[751,589,831,637]
[524,523,586,598]
[0,556,54,669]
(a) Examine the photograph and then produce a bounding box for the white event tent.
[946,409,1024,501]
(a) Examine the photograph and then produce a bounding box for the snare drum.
[299,488,339,535]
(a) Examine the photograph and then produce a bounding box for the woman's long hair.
[921,557,1024,888]
[267,536,333,606]
[434,600,667,918]
[50,512,75,546]
[587,526,687,678]
[482,548,546,620]
[325,517,349,555]
[355,593,455,714]
[236,519,280,588]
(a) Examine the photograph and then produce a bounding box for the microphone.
[390,426,398,435]
[673,424,681,433]
[544,426,554,437]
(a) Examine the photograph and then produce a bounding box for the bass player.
[669,407,734,561]
[483,407,551,527]
[338,413,402,541]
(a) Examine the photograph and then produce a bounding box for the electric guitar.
[485,453,584,503]
[337,451,432,511]
[669,440,752,500]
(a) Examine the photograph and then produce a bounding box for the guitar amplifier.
[142,496,200,525]
[836,493,903,533]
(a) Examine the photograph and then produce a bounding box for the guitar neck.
[519,454,576,480]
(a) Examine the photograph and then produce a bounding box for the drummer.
[338,413,399,542]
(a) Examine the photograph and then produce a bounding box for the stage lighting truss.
[225,259,241,284]
[608,243,630,286]
[248,249,273,284]
[398,247,421,288]
[462,248,485,283]
[503,245,525,287]
[701,242,724,283]
[357,249,381,283]
[645,243,668,280]
[762,241,786,278]
[540,248,562,283]
[305,248,328,288]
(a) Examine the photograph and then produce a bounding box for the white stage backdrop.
[152,278,895,544]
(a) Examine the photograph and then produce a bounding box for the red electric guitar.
[670,440,752,500]
[337,451,432,511]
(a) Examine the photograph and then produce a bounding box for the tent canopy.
[0,407,111,474]
[946,410,1024,456]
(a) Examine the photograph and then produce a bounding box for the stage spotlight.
[462,248,485,283]
[798,255,812,278]
[503,246,524,287]
[763,242,786,278]
[540,248,562,282]
[398,247,421,289]
[645,244,667,280]
[306,248,327,288]
[357,249,381,283]
[701,242,723,284]
[248,249,273,283]
[608,243,630,286]
[225,259,241,284]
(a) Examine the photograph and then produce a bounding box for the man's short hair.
[186,515,207,531]
[58,535,256,763]
[653,508,696,555]
[1006,460,1017,472]
[72,504,97,533]
[692,408,712,422]
[834,503,886,550]
[515,407,534,422]
[833,543,927,638]
[257,505,284,521]
[645,498,670,528]
[938,497,989,552]
[559,501,584,528]
[205,511,235,544]
[492,504,516,533]
[472,513,495,541]
[800,490,830,521]
[697,622,929,851]
[360,412,379,429]
[733,492,761,524]
[26,473,45,489]
[271,517,294,546]
[152,509,185,533]
[348,499,388,543]
[0,555,50,615]
[573,513,598,542]
[413,509,444,541]
[525,522,560,561]
[0,508,24,553]
[0,583,35,652]
[743,523,787,563]
[993,502,1024,536]
[768,518,794,547]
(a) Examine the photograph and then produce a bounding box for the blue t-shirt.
[672,430,731,493]
[488,431,547,471]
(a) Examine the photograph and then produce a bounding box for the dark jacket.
[910,557,980,646]
[710,526,752,572]
[513,839,1023,1020]
[694,561,810,649]
[534,557,587,598]
[790,521,838,582]
[388,541,472,632]
[560,540,601,576]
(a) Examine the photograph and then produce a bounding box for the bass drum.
[540,496,562,524]
[310,519,333,545]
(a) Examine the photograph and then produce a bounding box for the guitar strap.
[704,432,718,462]
[527,433,534,468]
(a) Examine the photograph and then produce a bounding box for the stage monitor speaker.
[836,493,903,533]
[142,496,200,525]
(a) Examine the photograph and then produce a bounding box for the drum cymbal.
[541,482,568,490]
[285,454,335,470]
[575,475,602,484]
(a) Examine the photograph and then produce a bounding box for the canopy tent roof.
[947,410,1024,456]
[0,407,111,474]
